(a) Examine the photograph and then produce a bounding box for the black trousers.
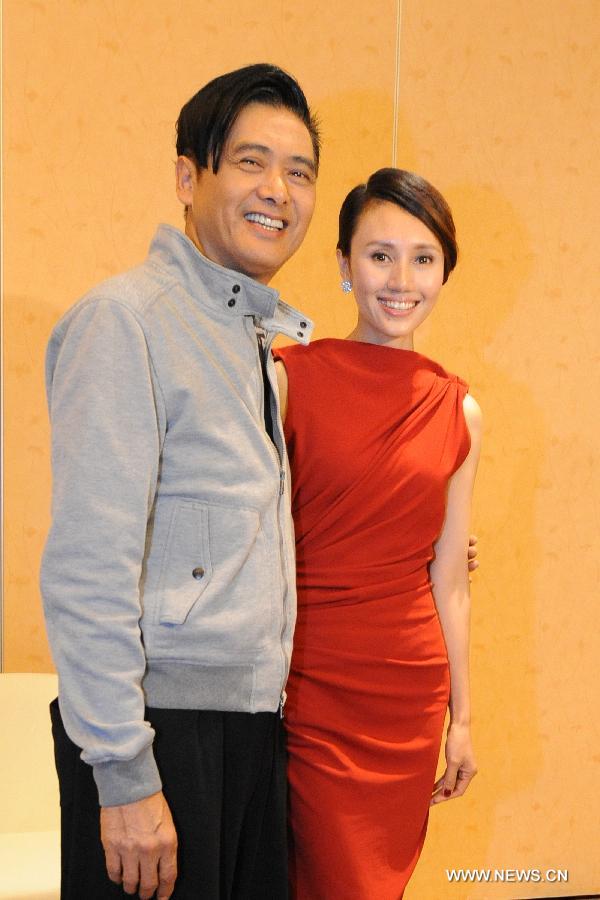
[50,700,288,900]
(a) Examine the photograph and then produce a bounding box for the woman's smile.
[339,200,445,349]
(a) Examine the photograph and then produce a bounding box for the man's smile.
[244,212,285,231]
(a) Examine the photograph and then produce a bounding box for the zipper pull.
[279,469,285,496]
[279,692,286,719]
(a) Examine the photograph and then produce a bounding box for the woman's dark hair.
[176,63,321,174]
[337,168,457,282]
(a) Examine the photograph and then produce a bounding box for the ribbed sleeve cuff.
[93,742,162,807]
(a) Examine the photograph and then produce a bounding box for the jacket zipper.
[253,325,291,697]
[263,331,292,686]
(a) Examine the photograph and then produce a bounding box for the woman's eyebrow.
[364,241,440,250]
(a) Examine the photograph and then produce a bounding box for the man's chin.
[238,250,294,286]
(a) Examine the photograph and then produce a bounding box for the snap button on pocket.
[158,503,212,626]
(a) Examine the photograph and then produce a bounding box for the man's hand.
[100,790,178,900]
[467,534,479,573]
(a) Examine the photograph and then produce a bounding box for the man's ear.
[336,248,351,282]
[175,156,197,207]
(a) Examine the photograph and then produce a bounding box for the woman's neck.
[345,324,415,351]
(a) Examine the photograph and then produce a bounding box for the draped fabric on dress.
[274,338,470,900]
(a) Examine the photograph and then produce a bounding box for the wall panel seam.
[392,0,403,166]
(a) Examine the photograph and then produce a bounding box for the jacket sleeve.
[41,297,165,807]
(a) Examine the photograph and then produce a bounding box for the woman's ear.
[336,248,351,282]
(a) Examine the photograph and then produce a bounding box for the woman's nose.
[387,259,411,291]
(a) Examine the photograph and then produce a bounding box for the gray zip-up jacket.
[41,224,313,807]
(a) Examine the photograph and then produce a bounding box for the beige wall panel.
[3,2,397,669]
[397,1,599,897]
[7,0,597,892]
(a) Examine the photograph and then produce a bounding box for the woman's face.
[338,200,445,349]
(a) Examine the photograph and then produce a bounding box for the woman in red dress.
[274,169,482,899]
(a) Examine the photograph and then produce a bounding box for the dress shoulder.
[273,339,320,367]
[274,338,468,391]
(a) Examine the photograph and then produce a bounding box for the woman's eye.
[372,252,389,262]
[416,255,433,264]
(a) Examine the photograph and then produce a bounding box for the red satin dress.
[274,338,471,900]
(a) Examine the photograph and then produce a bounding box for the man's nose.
[256,168,289,205]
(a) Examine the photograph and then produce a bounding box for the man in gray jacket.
[41,64,319,899]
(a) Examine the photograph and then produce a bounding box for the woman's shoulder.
[419,353,472,399]
[273,338,342,373]
[273,337,332,361]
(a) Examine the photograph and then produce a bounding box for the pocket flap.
[158,503,212,625]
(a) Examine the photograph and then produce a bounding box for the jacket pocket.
[158,502,213,625]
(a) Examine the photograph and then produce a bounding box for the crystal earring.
[341,280,352,293]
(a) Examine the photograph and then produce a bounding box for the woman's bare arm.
[429,392,482,804]
[274,359,289,424]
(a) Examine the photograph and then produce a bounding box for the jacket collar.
[149,224,313,345]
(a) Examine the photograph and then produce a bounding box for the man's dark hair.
[176,63,321,175]
[338,168,458,283]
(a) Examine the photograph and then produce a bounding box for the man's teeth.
[245,213,284,231]
[379,298,418,310]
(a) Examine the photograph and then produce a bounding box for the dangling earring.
[341,280,352,293]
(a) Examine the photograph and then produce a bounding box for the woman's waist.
[295,560,432,607]
[290,586,447,670]
[294,581,442,637]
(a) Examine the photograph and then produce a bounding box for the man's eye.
[239,158,260,167]
[290,169,312,181]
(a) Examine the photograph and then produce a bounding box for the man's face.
[176,102,317,284]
